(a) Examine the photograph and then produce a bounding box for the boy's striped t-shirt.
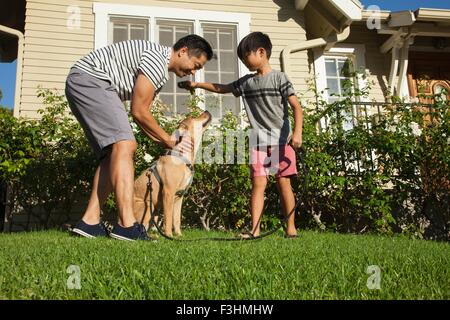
[73,40,172,101]
[232,70,296,146]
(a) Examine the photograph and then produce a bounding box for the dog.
[133,111,212,237]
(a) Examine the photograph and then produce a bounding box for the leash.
[143,145,309,242]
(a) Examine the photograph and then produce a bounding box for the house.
[1,0,450,119]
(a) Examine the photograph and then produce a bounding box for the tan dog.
[133,111,212,237]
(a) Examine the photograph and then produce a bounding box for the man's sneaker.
[70,220,109,238]
[110,222,150,241]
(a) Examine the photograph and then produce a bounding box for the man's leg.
[81,153,113,225]
[66,68,140,234]
[110,140,137,228]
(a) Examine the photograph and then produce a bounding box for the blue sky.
[1,0,450,109]
[360,0,450,11]
[0,61,16,108]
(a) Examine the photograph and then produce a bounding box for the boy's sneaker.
[71,220,109,238]
[110,222,150,241]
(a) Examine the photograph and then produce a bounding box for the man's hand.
[178,81,196,94]
[290,132,302,149]
[167,133,194,154]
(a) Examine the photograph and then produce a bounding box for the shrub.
[1,89,97,230]
[1,86,448,240]
[297,86,448,239]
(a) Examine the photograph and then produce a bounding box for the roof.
[298,0,363,37]
[0,0,25,62]
[361,7,450,26]
[415,8,450,25]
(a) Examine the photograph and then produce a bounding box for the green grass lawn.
[0,229,449,300]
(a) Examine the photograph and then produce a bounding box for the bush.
[1,87,448,240]
[1,89,98,230]
[298,86,449,240]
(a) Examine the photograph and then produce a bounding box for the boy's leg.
[276,177,297,236]
[273,144,298,236]
[250,176,268,236]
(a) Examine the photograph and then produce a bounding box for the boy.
[66,35,213,240]
[178,32,303,238]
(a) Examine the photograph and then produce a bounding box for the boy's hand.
[290,132,302,149]
[178,81,196,94]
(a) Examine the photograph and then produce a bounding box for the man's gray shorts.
[65,68,135,159]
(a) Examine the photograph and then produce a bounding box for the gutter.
[361,9,391,21]
[0,24,24,118]
[281,26,351,75]
[415,8,450,23]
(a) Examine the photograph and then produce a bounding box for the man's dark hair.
[173,34,213,60]
[237,32,272,60]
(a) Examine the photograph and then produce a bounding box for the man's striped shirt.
[73,40,172,101]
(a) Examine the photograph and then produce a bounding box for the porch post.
[388,47,399,95]
[397,39,411,97]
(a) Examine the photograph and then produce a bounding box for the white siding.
[341,24,391,102]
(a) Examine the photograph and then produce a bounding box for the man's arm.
[131,72,176,148]
[288,94,303,149]
[178,81,233,94]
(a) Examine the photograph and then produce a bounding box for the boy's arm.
[178,81,233,94]
[288,94,303,149]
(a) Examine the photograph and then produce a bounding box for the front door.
[407,51,450,126]
[407,51,449,209]
[407,51,450,104]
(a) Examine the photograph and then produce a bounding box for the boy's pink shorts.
[250,144,298,178]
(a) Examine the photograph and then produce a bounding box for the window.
[314,45,377,173]
[313,45,368,131]
[324,56,356,130]
[156,20,194,115]
[203,24,240,118]
[109,17,149,43]
[325,57,353,103]
[96,3,251,119]
[433,82,449,101]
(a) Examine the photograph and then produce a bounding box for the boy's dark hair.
[173,34,213,61]
[237,32,272,60]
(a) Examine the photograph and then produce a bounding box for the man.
[65,35,213,240]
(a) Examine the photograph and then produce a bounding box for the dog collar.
[164,149,194,172]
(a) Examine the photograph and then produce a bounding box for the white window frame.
[313,44,369,130]
[314,44,379,173]
[154,19,196,115]
[93,3,251,115]
[108,16,149,43]
[314,44,368,102]
[202,23,241,118]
